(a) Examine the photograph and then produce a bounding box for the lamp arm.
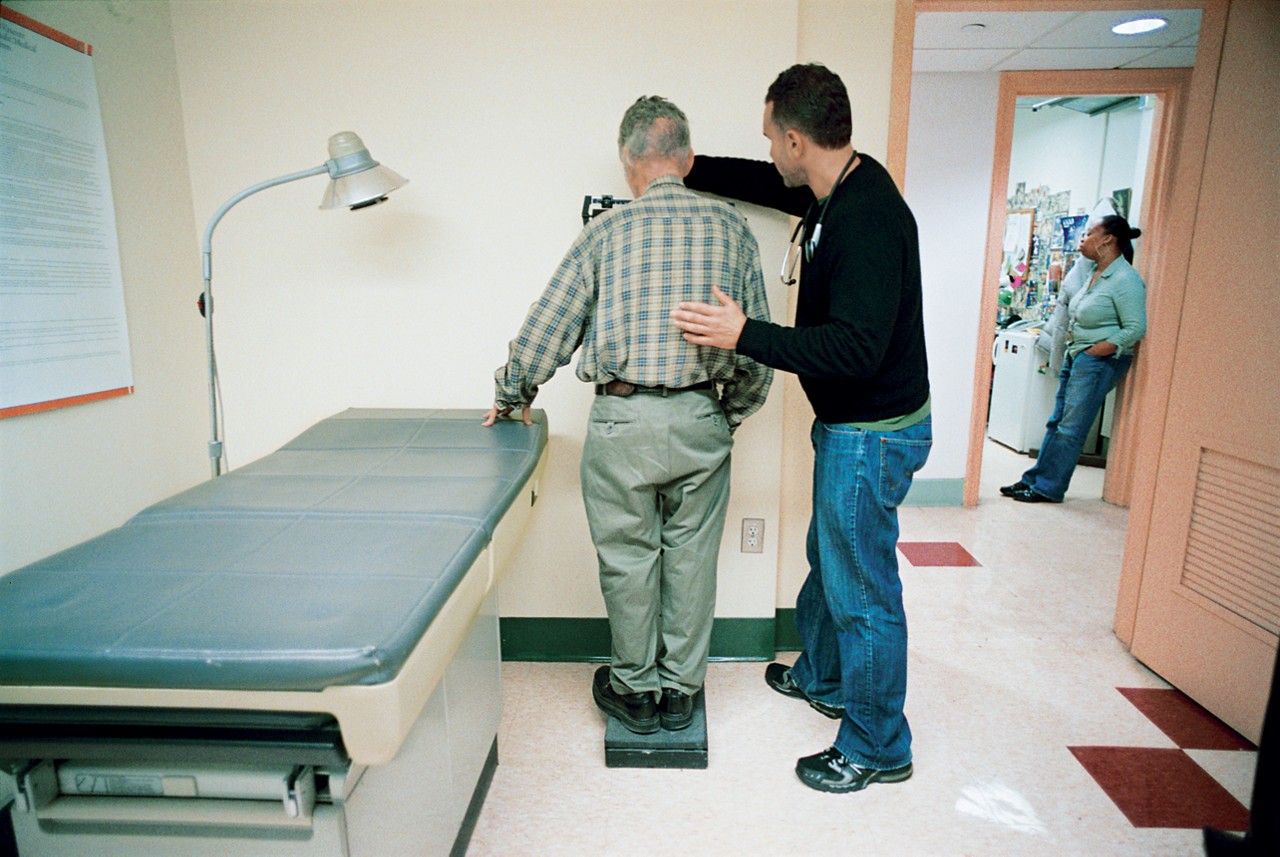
[201,163,330,273]
[199,162,329,477]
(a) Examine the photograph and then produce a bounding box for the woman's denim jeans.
[788,416,931,770]
[1022,352,1132,502]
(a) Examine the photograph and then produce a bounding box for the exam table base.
[3,591,503,857]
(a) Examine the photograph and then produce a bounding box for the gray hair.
[618,96,691,163]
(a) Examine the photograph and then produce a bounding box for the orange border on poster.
[0,4,92,55]
[0,387,134,420]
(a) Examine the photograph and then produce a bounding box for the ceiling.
[913,8,1202,73]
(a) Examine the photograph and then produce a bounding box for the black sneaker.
[764,662,842,719]
[1000,480,1030,497]
[1010,486,1060,503]
[795,746,913,794]
[658,688,695,731]
[592,666,659,734]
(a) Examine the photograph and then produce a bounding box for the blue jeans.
[788,416,932,769]
[1021,352,1132,501]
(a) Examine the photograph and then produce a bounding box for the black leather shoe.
[592,666,658,734]
[764,662,842,719]
[1009,486,1059,503]
[1000,480,1030,497]
[795,746,913,794]
[659,688,695,731]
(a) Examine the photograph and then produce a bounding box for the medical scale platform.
[604,691,708,769]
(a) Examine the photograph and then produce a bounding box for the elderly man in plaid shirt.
[484,96,772,734]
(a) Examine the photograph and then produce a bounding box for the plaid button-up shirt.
[494,176,772,427]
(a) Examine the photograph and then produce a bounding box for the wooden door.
[1128,1,1280,742]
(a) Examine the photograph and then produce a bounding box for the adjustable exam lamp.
[199,131,407,477]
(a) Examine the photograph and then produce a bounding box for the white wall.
[0,0,206,574]
[166,0,801,620]
[0,0,908,622]
[903,72,1001,488]
[1008,101,1151,221]
[771,0,899,607]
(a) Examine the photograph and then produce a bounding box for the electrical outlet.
[741,518,765,553]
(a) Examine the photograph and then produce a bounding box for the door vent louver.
[1180,448,1280,636]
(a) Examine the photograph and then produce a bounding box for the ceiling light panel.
[1032,9,1202,49]
[912,48,1020,73]
[1113,17,1169,35]
[1121,46,1200,68]
[912,10,1076,50]
[994,47,1156,72]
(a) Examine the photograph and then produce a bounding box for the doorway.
[985,92,1156,496]
[968,69,1188,508]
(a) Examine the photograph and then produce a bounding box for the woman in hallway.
[1002,214,1147,503]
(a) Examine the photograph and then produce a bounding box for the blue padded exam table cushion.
[0,409,547,694]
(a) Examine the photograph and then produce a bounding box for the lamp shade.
[320,131,408,210]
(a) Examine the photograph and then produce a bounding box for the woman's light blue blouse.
[1067,256,1147,358]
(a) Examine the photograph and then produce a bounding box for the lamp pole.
[200,165,329,477]
[198,133,407,477]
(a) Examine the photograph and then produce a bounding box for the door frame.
[887,0,1229,647]
[966,66,1190,511]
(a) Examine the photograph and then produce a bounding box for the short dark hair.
[765,63,851,149]
[1098,214,1142,263]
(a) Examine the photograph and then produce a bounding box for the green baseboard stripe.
[774,608,801,652]
[903,477,964,507]
[709,618,774,661]
[500,616,783,662]
[500,617,611,661]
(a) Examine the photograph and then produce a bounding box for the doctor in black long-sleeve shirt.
[672,63,931,795]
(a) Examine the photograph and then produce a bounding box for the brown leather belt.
[595,380,714,398]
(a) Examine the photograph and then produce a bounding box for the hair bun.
[1128,226,1142,239]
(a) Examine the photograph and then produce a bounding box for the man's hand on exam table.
[482,404,533,427]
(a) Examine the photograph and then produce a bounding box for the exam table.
[0,408,548,856]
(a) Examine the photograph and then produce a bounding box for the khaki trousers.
[580,388,733,697]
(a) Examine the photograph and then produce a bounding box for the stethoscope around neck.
[780,150,858,286]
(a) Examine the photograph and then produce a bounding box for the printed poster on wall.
[0,6,134,418]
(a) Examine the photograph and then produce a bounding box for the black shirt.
[685,153,930,424]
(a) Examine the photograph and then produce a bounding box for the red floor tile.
[1118,688,1256,751]
[898,541,980,567]
[1069,746,1250,830]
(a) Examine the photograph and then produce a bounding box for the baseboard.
[904,477,964,506]
[500,616,786,661]
[774,608,801,652]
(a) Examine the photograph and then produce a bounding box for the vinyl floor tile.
[1118,687,1257,751]
[1068,745,1250,830]
[898,540,981,567]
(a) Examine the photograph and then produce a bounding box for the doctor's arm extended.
[685,155,814,217]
